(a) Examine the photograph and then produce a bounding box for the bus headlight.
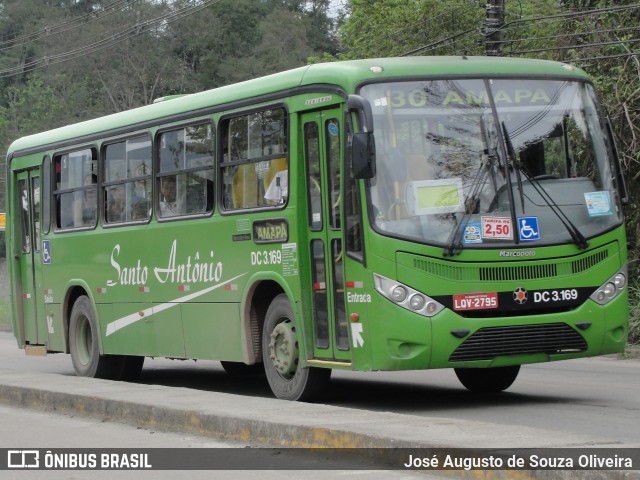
[603,283,616,298]
[373,273,444,317]
[590,265,627,306]
[409,294,426,310]
[613,273,626,289]
[391,286,408,302]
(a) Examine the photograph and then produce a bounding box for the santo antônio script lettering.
[107,240,222,287]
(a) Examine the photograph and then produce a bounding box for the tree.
[339,0,484,58]
[169,0,337,87]
[0,0,338,196]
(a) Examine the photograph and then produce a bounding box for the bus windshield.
[361,78,623,250]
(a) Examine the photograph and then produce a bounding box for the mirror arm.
[347,95,374,133]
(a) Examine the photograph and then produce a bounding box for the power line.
[0,0,225,79]
[404,3,640,61]
[508,37,640,56]
[572,51,640,64]
[500,3,640,30]
[0,0,141,52]
[489,25,640,47]
[401,27,480,56]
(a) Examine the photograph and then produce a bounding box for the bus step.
[25,345,47,356]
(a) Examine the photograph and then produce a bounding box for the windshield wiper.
[443,119,495,256]
[502,123,588,249]
[502,122,525,214]
[518,168,589,249]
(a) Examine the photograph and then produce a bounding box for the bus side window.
[157,123,214,218]
[54,149,97,230]
[305,122,322,230]
[103,136,151,224]
[326,118,341,230]
[220,108,288,211]
[345,114,363,260]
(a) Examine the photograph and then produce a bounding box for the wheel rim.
[268,319,298,380]
[75,314,92,366]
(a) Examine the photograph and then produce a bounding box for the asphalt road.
[1,331,639,446]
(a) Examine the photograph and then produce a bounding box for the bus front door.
[14,168,45,348]
[302,109,351,365]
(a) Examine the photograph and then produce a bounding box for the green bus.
[6,56,629,401]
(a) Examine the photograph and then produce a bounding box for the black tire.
[119,355,145,381]
[454,365,520,393]
[262,294,331,401]
[69,295,122,379]
[221,303,264,377]
[220,361,265,376]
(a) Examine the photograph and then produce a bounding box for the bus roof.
[7,56,590,157]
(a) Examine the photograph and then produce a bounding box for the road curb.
[0,373,474,449]
[0,369,638,480]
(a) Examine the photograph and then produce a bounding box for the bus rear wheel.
[454,365,520,393]
[69,296,122,380]
[262,294,330,401]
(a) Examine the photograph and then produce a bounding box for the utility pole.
[485,0,505,56]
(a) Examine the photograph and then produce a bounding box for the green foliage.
[0,0,338,178]
[168,0,336,87]
[340,0,484,58]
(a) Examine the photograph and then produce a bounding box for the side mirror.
[352,132,376,179]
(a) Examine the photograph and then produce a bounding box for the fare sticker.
[481,217,513,240]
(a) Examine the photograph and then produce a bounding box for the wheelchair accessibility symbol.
[518,217,540,241]
[42,240,51,264]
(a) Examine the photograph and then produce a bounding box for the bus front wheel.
[69,296,122,380]
[454,365,520,393]
[262,294,331,401]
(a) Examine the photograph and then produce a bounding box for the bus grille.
[479,263,557,281]
[572,249,609,274]
[449,323,587,362]
[407,244,610,282]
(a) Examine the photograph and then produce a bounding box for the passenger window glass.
[157,123,214,218]
[104,136,151,224]
[344,114,363,260]
[221,108,288,210]
[326,118,341,230]
[42,157,51,233]
[18,179,31,252]
[54,148,97,230]
[305,122,322,230]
